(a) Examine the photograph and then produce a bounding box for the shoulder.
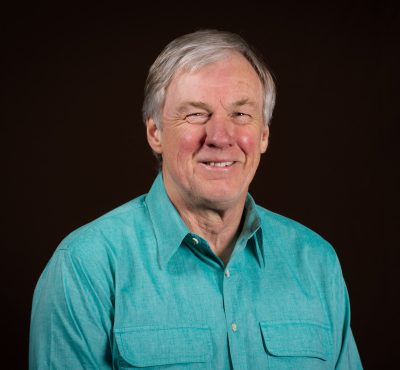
[256,205,339,269]
[56,194,149,261]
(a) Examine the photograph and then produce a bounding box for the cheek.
[237,131,258,154]
[164,128,203,160]
[179,131,203,152]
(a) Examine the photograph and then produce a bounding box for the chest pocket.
[260,321,331,369]
[114,325,212,369]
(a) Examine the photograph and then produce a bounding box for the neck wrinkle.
[178,200,245,262]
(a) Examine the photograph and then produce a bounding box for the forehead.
[165,52,263,106]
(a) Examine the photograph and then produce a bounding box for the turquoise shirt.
[30,174,362,369]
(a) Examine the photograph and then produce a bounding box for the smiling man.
[30,30,363,369]
[146,51,268,264]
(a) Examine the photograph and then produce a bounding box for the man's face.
[147,52,269,211]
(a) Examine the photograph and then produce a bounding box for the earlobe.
[260,126,269,153]
[146,118,163,154]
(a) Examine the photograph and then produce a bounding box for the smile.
[204,161,235,167]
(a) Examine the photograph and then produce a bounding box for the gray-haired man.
[30,29,363,369]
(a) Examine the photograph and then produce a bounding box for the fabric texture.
[29,173,363,369]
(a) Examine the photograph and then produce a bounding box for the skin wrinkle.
[147,52,269,262]
[175,99,259,125]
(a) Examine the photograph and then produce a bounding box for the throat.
[181,208,244,264]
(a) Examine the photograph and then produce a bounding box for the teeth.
[207,161,234,167]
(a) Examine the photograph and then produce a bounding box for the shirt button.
[231,323,238,332]
[224,269,231,278]
[191,237,199,245]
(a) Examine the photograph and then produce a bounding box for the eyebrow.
[230,98,257,109]
[177,99,257,113]
[177,101,212,113]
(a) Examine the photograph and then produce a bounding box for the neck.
[167,190,246,264]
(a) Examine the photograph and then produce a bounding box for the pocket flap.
[260,321,330,360]
[114,325,212,367]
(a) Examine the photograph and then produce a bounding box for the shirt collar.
[145,173,265,269]
[242,193,265,267]
[145,173,190,269]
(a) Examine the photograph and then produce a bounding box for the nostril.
[205,136,234,148]
[205,130,234,148]
[204,116,235,148]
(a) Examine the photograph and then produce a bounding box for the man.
[30,29,363,369]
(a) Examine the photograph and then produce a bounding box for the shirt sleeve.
[29,243,115,370]
[330,254,363,370]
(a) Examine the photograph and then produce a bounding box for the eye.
[185,112,210,124]
[232,112,252,124]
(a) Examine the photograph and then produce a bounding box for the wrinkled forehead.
[168,51,263,95]
[162,53,265,120]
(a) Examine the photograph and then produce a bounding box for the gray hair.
[142,29,276,128]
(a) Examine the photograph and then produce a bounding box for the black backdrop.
[2,2,399,369]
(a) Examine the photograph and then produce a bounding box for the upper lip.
[198,158,236,163]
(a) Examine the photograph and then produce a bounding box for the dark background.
[2,1,399,368]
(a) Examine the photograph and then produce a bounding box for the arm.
[330,255,363,369]
[29,243,115,369]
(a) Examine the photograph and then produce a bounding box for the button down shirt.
[29,174,363,369]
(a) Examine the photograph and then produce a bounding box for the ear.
[260,125,269,154]
[146,118,163,154]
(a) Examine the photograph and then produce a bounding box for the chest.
[111,245,333,369]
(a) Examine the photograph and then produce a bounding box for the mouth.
[203,161,235,168]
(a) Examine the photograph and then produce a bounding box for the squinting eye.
[233,112,251,124]
[185,112,210,124]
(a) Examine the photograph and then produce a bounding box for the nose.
[204,114,234,149]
